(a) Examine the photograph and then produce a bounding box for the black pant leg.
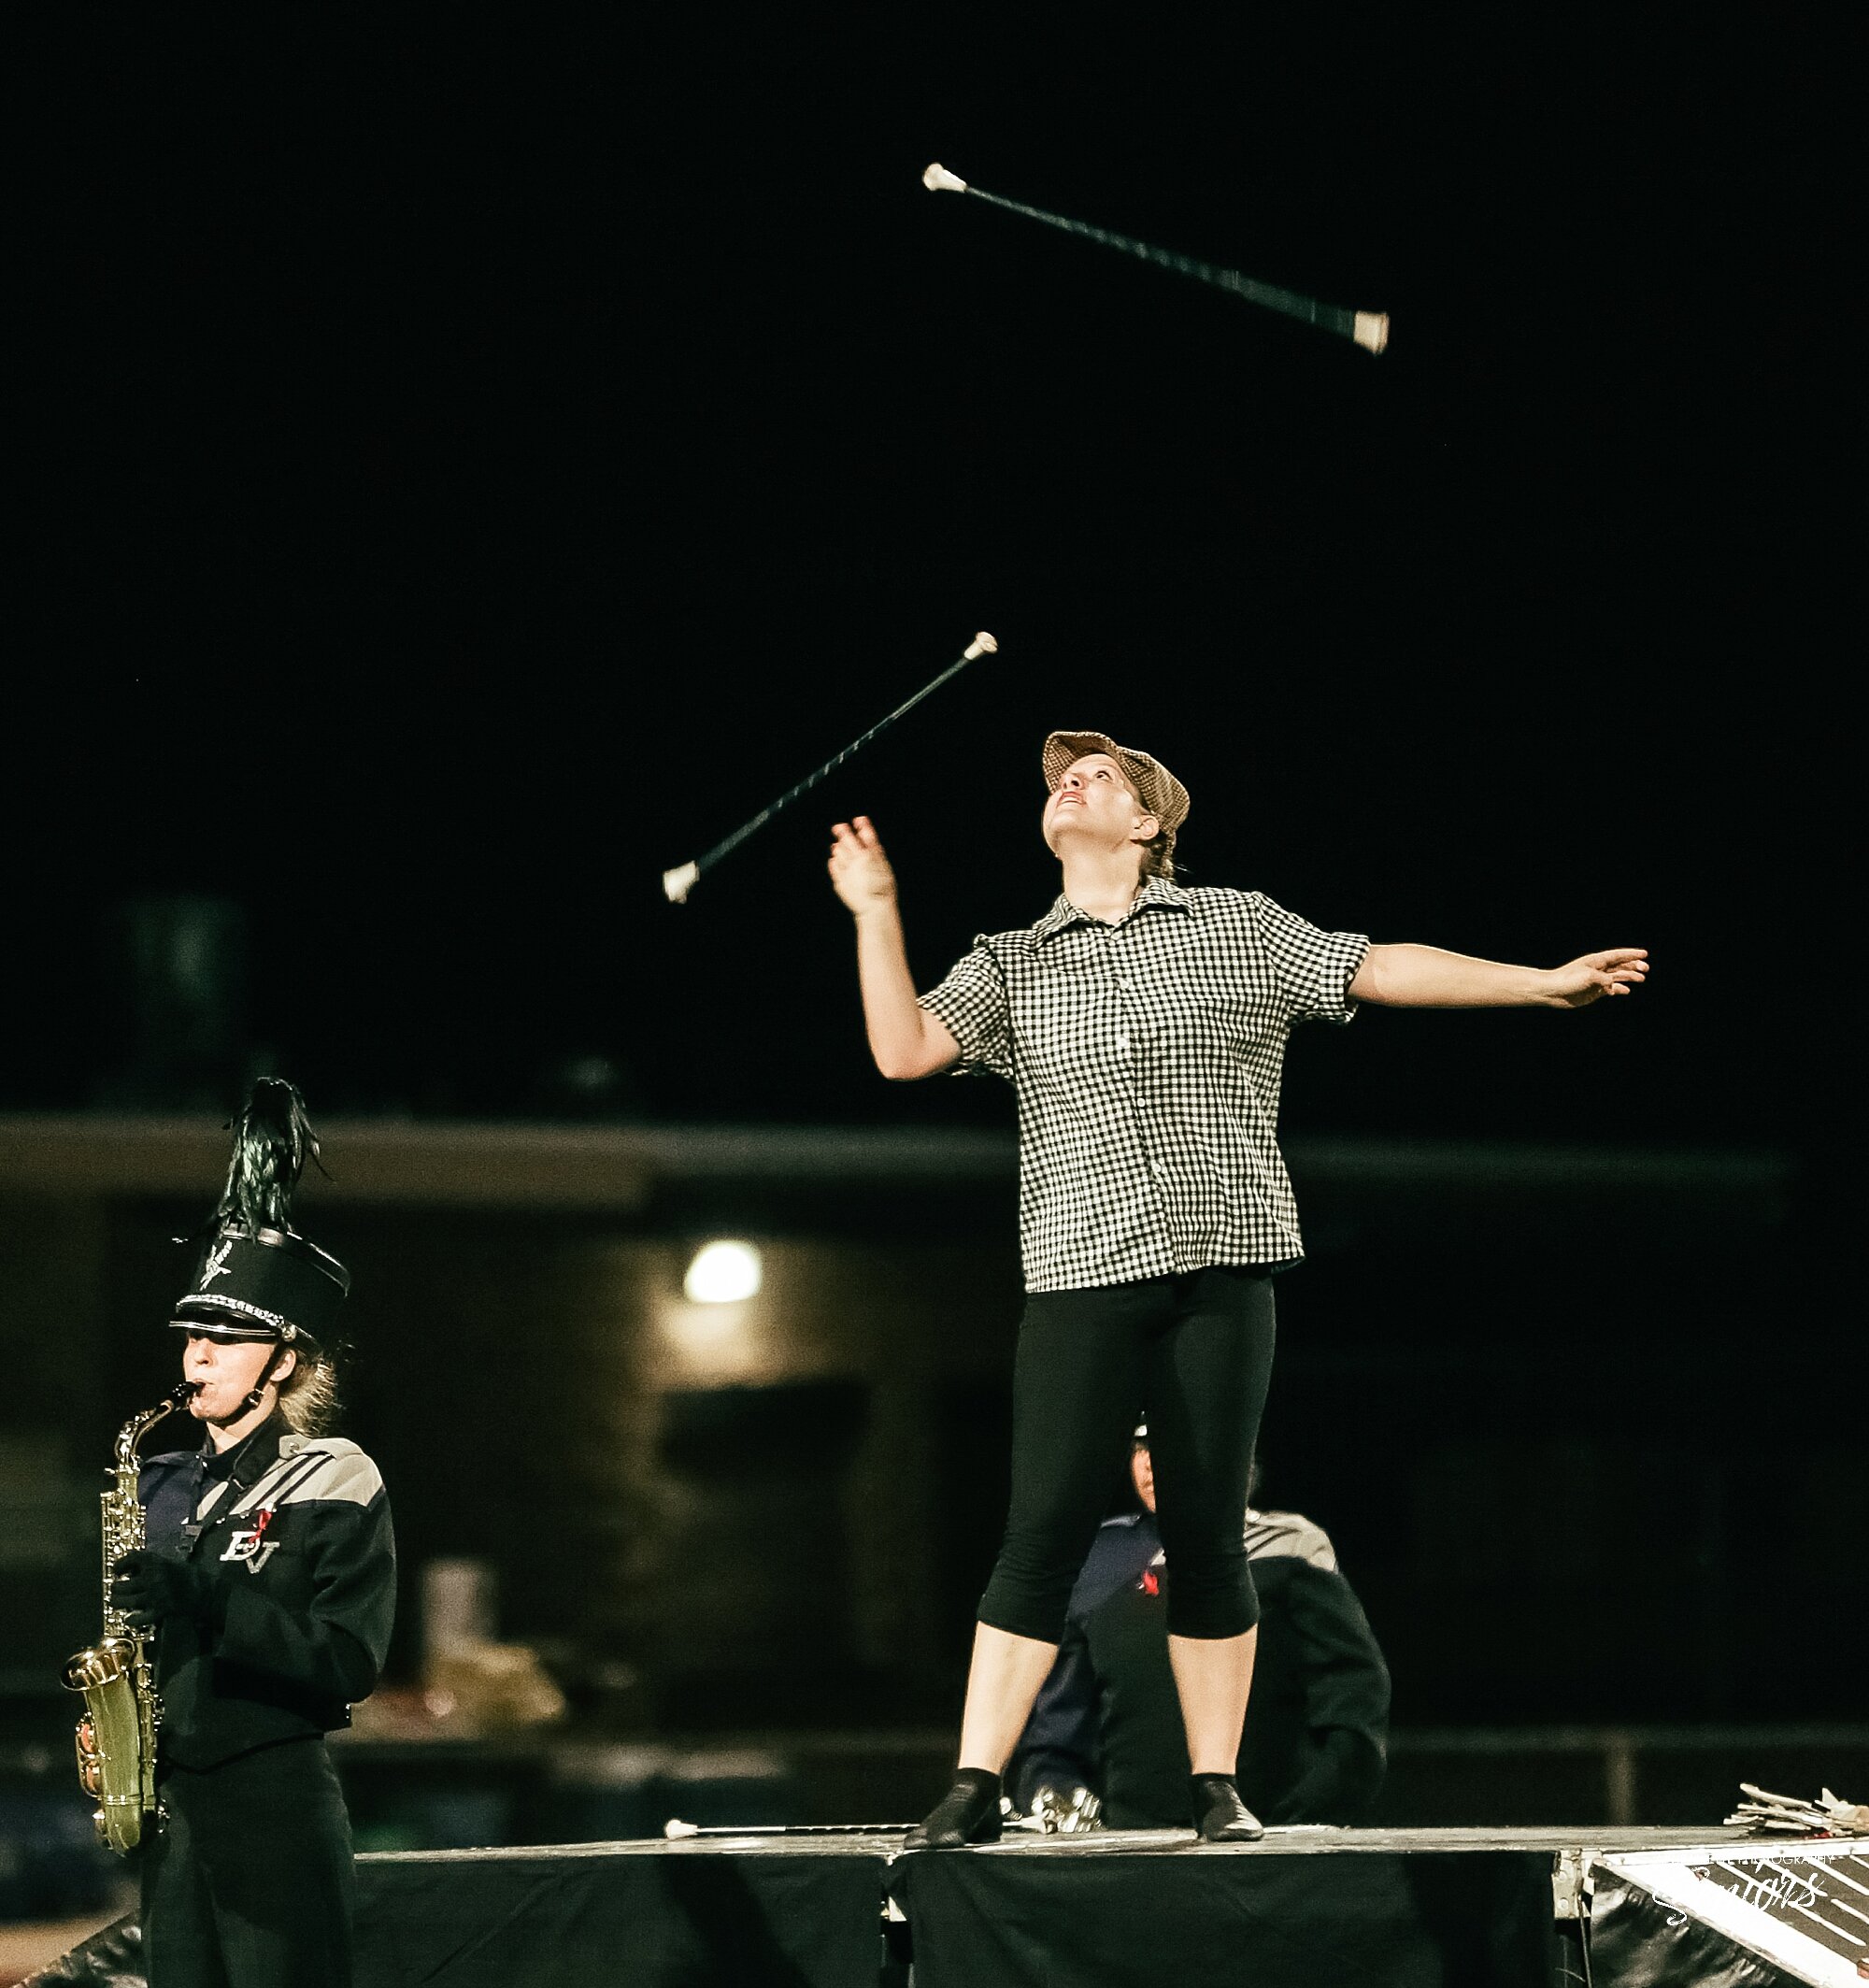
[156,1740,355,1988]
[977,1282,1161,1641]
[141,1772,228,1988]
[1145,1266,1277,1639]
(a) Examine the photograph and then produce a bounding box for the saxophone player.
[108,1080,395,1988]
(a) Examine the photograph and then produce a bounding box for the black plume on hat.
[212,1078,322,1232]
[171,1079,350,1345]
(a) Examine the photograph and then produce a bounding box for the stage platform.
[342,1822,1831,1988]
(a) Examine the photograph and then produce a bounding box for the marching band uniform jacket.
[138,1416,396,1768]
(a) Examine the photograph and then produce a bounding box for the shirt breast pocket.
[1014,961,1116,1080]
[1149,942,1254,1040]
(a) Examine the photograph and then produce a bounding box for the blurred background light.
[684,1240,763,1305]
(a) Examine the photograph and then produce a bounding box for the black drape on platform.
[890,1843,1560,1988]
[52,1833,1808,1988]
[353,1844,889,1988]
[1588,1874,1804,1988]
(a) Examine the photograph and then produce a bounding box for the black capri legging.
[978,1265,1277,1644]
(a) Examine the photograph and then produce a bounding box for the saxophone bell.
[64,1639,134,1693]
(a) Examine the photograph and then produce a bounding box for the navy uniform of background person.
[107,1082,396,1988]
[1009,1429,1390,1831]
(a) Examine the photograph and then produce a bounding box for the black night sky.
[12,16,1848,1182]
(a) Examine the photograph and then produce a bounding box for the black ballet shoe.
[904,1770,1004,1850]
[1191,1774,1264,1842]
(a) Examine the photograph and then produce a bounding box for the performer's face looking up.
[1130,1443,1157,1513]
[1043,754,1159,861]
[181,1331,296,1425]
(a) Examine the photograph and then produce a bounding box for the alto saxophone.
[64,1385,195,1853]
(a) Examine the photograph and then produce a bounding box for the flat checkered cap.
[1041,732,1190,840]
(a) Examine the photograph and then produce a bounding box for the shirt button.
[1116,1031,1130,1052]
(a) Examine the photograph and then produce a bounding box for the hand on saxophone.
[112,1550,221,1630]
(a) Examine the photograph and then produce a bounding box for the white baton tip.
[964,631,999,657]
[664,1818,700,1839]
[1353,310,1390,355]
[662,861,701,904]
[922,163,968,194]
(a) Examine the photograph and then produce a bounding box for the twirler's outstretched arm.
[1348,943,1649,1008]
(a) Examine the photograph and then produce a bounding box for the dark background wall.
[3,11,1853,1756]
[11,15,1843,1136]
[4,1130,1848,1747]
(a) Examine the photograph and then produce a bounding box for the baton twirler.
[922,163,1388,354]
[662,631,999,904]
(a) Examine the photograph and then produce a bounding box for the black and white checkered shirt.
[919,879,1368,1293]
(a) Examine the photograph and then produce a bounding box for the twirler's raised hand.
[829,817,899,917]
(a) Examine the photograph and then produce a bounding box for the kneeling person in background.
[1010,1430,1389,1830]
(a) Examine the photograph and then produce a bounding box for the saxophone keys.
[74,1721,102,1797]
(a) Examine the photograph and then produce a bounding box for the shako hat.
[170,1079,349,1346]
[1041,732,1191,848]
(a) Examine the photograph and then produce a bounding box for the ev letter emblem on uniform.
[221,1528,279,1572]
[199,1241,233,1287]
